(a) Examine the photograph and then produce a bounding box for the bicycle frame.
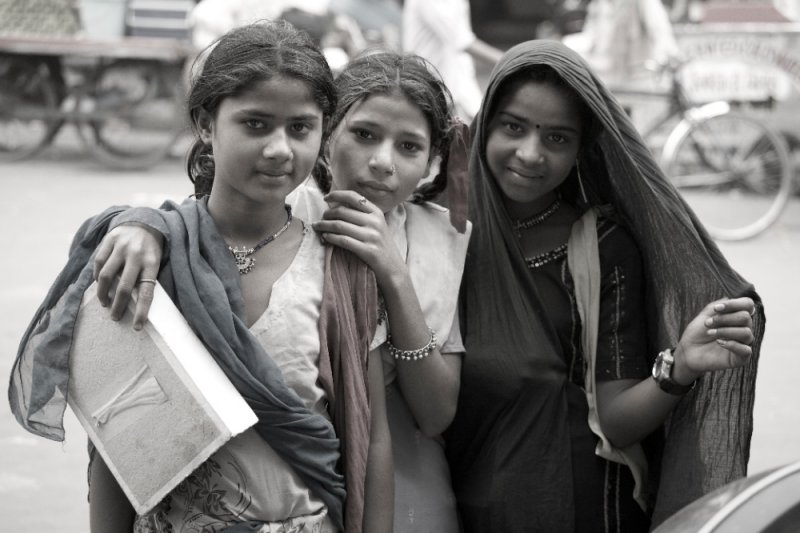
[660,100,731,168]
[610,65,725,149]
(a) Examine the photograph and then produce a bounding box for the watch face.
[652,352,664,379]
[652,348,693,395]
[652,349,675,382]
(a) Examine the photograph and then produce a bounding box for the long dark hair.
[186,20,336,195]
[316,51,458,204]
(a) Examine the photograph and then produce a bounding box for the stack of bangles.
[386,328,437,361]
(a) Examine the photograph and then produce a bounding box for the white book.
[68,282,258,515]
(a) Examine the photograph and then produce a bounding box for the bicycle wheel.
[79,59,186,169]
[661,111,793,240]
[0,55,63,162]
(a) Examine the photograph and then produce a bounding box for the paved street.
[1,130,799,531]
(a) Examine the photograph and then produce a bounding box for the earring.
[389,164,396,175]
[576,159,589,205]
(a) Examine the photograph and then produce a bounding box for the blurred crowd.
[186,0,685,119]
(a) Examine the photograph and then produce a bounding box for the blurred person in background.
[189,0,332,49]
[563,0,682,87]
[329,0,402,49]
[402,0,503,120]
[187,0,368,72]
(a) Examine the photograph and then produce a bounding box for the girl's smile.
[200,75,324,209]
[485,80,583,217]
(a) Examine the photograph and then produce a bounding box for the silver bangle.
[387,328,437,361]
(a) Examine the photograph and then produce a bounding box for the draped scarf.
[449,40,763,529]
[318,245,378,533]
[8,198,359,529]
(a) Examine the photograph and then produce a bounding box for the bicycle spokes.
[662,112,792,240]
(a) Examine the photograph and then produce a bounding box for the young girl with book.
[10,21,392,533]
[85,50,473,532]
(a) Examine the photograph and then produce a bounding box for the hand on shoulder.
[94,223,164,330]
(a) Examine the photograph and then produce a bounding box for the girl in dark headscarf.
[445,40,763,532]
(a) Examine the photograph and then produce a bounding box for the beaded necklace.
[512,198,561,237]
[525,243,568,269]
[228,204,293,275]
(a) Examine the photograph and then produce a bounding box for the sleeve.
[594,223,650,381]
[440,309,465,355]
[370,320,388,352]
[413,0,476,51]
[109,204,172,242]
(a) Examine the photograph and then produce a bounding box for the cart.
[0,34,194,169]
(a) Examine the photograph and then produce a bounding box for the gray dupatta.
[8,198,347,528]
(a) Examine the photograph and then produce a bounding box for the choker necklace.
[228,205,292,275]
[512,199,561,237]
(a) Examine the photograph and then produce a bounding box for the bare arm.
[378,269,462,436]
[89,454,135,532]
[362,348,394,532]
[597,297,756,448]
[314,190,461,436]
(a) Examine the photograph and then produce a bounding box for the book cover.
[68,282,257,514]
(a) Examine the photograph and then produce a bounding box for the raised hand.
[672,297,756,385]
[313,190,408,288]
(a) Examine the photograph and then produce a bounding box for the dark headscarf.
[449,40,763,528]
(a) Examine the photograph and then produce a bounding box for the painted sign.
[674,23,800,137]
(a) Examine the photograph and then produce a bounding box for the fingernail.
[708,329,717,336]
[704,317,713,327]
[716,339,726,346]
[133,324,142,331]
[714,303,725,311]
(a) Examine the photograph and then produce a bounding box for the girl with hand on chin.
[10,21,392,533]
[445,40,763,533]
[302,51,471,532]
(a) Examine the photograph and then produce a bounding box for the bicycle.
[0,36,190,169]
[610,60,794,241]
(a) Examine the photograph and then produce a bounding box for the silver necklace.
[228,205,292,275]
[512,199,561,237]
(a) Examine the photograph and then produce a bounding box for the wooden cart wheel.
[0,55,64,162]
[78,59,187,169]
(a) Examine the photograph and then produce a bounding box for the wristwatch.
[652,348,695,395]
